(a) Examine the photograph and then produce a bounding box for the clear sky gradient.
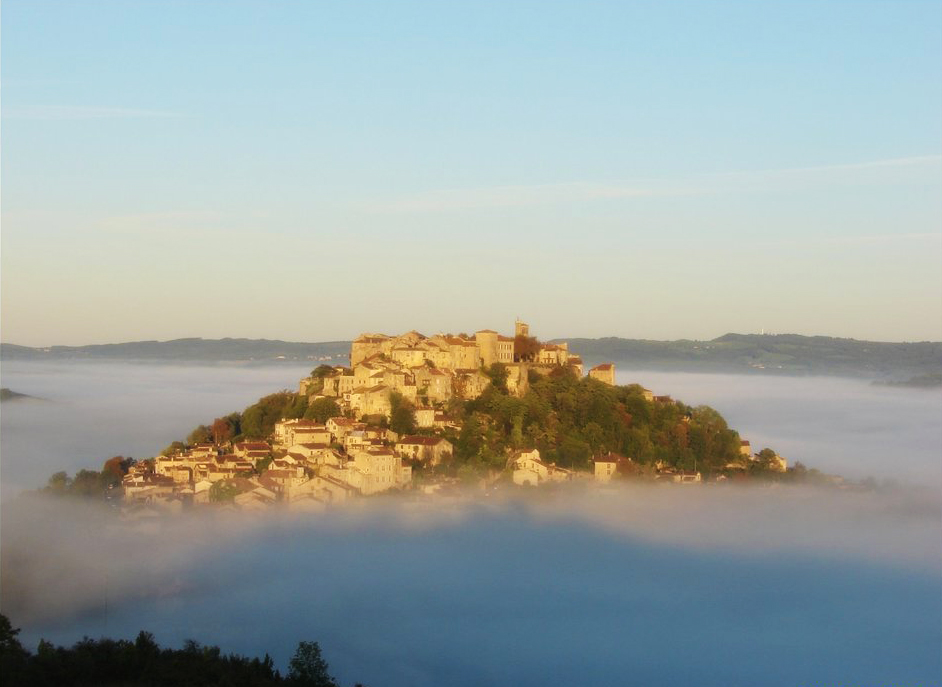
[2,0,941,346]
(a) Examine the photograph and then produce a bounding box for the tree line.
[0,613,352,687]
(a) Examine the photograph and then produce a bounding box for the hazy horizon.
[4,328,942,349]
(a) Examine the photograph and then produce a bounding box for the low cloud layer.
[2,360,940,685]
[3,485,940,687]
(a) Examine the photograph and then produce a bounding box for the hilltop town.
[47,320,792,512]
[304,319,616,416]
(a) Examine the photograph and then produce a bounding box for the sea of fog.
[1,360,939,497]
[2,360,941,685]
[614,368,942,485]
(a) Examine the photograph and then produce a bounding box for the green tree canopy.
[288,641,337,687]
[304,397,341,423]
[389,391,416,435]
[186,424,212,445]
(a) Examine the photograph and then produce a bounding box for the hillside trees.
[42,456,135,499]
[241,392,301,438]
[445,368,748,477]
[389,391,416,435]
[186,424,212,445]
[305,397,341,423]
[514,334,541,362]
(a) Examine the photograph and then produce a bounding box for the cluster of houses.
[120,320,786,512]
[122,415,462,510]
[300,320,617,420]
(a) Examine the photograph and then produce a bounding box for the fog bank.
[3,486,940,686]
[617,368,942,484]
[0,360,312,499]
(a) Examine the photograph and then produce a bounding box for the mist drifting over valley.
[3,485,940,687]
[2,360,941,683]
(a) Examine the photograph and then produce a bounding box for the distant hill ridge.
[2,333,940,380]
[0,338,350,363]
[557,333,941,380]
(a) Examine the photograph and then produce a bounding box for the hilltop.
[37,321,829,512]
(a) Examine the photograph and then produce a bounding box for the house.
[739,440,752,457]
[412,367,453,403]
[234,484,278,510]
[588,363,616,386]
[287,423,331,447]
[259,466,308,494]
[233,441,271,459]
[272,419,327,447]
[394,435,454,465]
[317,368,355,397]
[593,454,621,482]
[349,384,393,419]
[123,475,177,503]
[511,449,572,486]
[346,448,410,495]
[288,474,357,504]
[656,469,702,484]
[326,416,359,440]
[190,443,217,459]
[288,442,333,463]
[414,406,436,428]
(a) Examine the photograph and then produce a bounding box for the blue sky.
[2,0,940,345]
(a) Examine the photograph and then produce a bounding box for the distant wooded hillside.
[560,333,942,380]
[0,338,350,363]
[2,333,939,380]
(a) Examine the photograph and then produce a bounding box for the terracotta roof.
[591,363,614,371]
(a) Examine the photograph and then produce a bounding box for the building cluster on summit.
[301,319,616,418]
